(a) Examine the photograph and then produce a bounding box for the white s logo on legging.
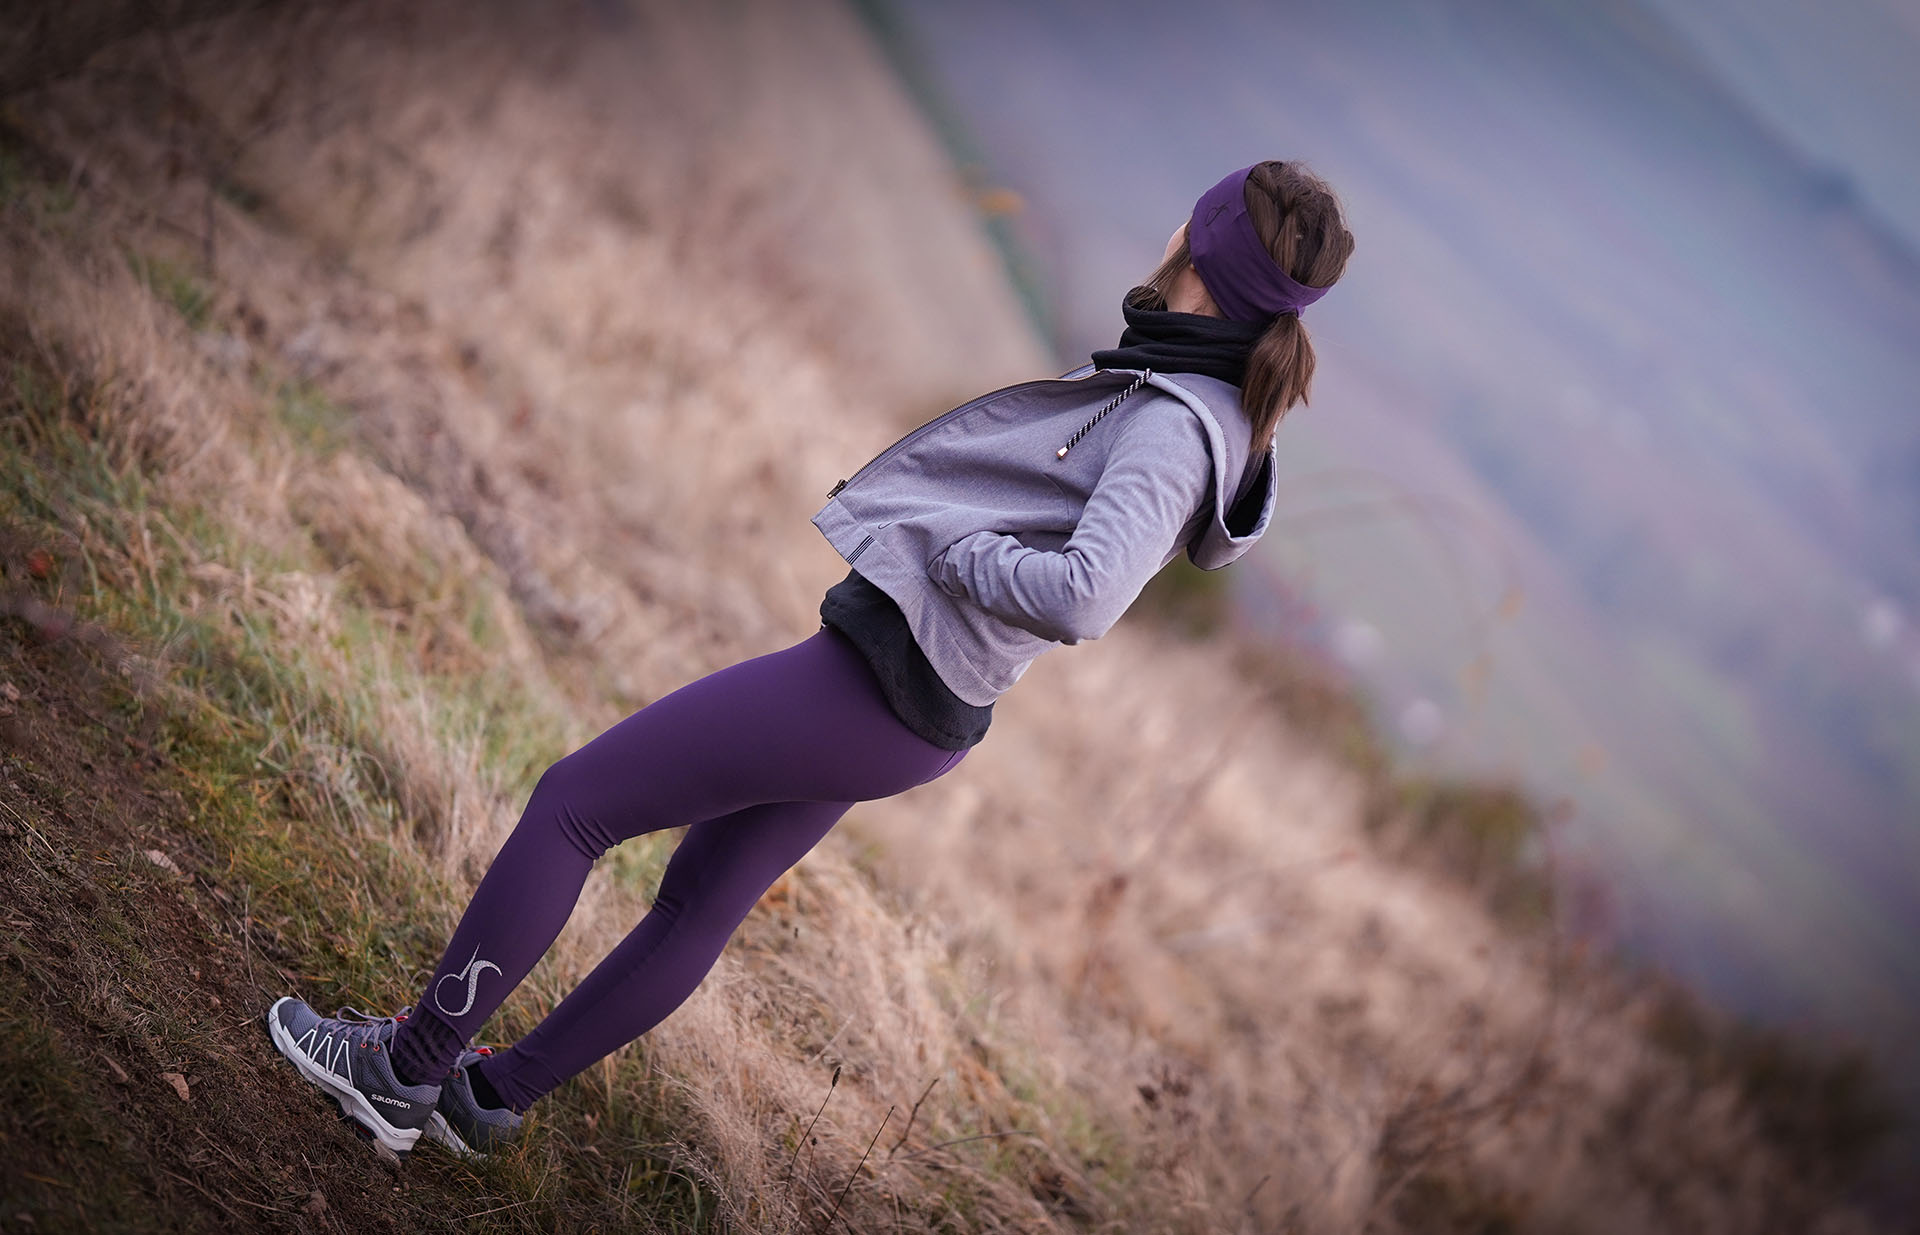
[434,946,501,1018]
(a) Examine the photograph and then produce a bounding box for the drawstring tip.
[1055,370,1146,462]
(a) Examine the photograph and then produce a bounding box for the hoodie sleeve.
[928,402,1213,644]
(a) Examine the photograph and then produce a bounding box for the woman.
[266,161,1354,1158]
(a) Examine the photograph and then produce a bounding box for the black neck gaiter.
[1089,287,1266,386]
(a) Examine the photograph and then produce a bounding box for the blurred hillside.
[0,0,1900,1230]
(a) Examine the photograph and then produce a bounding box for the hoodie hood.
[1141,371,1276,570]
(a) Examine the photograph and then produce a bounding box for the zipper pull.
[827,478,848,498]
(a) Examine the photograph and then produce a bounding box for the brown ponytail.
[1240,161,1353,451]
[1140,160,1355,453]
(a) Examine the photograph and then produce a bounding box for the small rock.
[161,1071,190,1102]
[142,849,184,877]
[283,322,346,379]
[303,1190,327,1216]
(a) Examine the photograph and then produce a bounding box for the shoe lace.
[330,1005,414,1042]
[329,1004,495,1058]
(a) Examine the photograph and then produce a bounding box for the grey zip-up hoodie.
[812,365,1276,707]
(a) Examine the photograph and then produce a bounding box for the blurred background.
[868,0,1920,1108]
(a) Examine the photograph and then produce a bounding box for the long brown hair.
[1137,161,1355,453]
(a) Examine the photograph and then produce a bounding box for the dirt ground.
[0,598,522,1232]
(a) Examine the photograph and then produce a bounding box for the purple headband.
[1187,165,1329,322]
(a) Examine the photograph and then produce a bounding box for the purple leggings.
[388,627,965,1111]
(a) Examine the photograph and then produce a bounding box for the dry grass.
[0,1,1893,1230]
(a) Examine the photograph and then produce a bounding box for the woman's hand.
[930,531,1008,600]
[925,404,1212,644]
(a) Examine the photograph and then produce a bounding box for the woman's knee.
[523,753,618,862]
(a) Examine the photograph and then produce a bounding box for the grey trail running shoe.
[265,997,441,1154]
[423,1045,525,1160]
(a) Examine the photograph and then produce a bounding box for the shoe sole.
[265,996,423,1154]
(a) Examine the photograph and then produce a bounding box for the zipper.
[823,369,1113,498]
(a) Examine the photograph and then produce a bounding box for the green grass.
[270,377,354,458]
[0,143,75,220]
[126,251,213,331]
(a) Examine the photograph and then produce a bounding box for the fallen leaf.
[104,1057,130,1084]
[161,1071,190,1102]
[143,849,184,877]
[0,681,18,702]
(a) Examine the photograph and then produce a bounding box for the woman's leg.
[388,628,961,1088]
[474,797,852,1111]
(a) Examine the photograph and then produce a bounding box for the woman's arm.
[929,404,1213,644]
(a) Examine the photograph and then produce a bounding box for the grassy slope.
[0,315,724,1230]
[0,2,1896,1232]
